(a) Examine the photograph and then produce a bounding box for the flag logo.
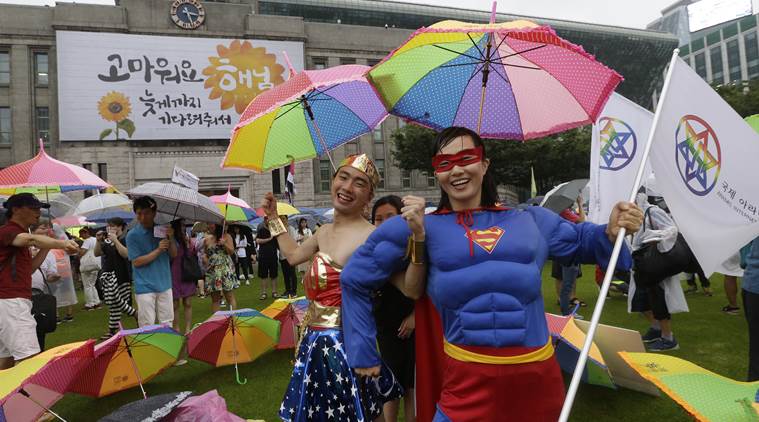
[598,117,637,171]
[675,115,722,196]
[466,227,505,254]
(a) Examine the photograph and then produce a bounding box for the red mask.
[431,146,484,173]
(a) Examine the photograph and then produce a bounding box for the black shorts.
[631,281,670,321]
[258,256,279,279]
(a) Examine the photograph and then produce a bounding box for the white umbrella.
[74,193,131,215]
[127,182,224,224]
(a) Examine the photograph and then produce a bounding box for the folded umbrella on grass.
[0,341,94,422]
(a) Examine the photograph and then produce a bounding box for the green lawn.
[46,268,747,421]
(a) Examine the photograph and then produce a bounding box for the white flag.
[171,165,199,191]
[589,93,653,224]
[647,57,759,275]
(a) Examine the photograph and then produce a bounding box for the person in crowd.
[232,225,251,286]
[371,195,416,422]
[715,252,744,315]
[340,127,642,421]
[629,191,684,352]
[552,196,586,316]
[170,219,195,338]
[78,227,102,310]
[684,272,712,296]
[255,216,279,300]
[742,237,759,381]
[264,154,402,421]
[30,220,61,351]
[203,222,238,312]
[191,222,208,298]
[278,215,298,298]
[95,217,135,339]
[48,223,78,324]
[295,217,312,278]
[126,196,176,327]
[0,193,79,369]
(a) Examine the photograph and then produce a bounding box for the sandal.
[259,293,267,300]
[570,298,587,307]
[272,292,279,299]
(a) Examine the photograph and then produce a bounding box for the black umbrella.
[98,391,192,422]
[540,179,589,213]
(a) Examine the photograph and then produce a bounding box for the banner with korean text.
[56,31,304,141]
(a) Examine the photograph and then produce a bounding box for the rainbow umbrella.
[545,313,615,389]
[368,7,622,138]
[221,62,388,172]
[0,341,94,422]
[261,297,308,349]
[187,309,280,385]
[253,202,300,219]
[68,325,184,399]
[620,352,759,421]
[209,189,258,223]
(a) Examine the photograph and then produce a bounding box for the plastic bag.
[167,390,246,422]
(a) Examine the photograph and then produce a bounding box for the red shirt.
[0,221,32,299]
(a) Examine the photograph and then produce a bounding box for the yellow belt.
[444,339,554,365]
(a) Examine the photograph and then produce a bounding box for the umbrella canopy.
[0,141,110,192]
[83,209,135,224]
[221,64,388,172]
[261,297,308,349]
[0,341,94,422]
[52,215,95,229]
[253,202,300,218]
[368,18,621,138]
[546,313,614,389]
[127,182,224,224]
[68,325,184,399]
[209,190,258,223]
[73,193,132,218]
[98,391,192,422]
[187,309,280,384]
[0,193,75,219]
[540,178,589,213]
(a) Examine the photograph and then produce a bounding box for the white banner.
[648,57,759,276]
[171,166,199,191]
[589,93,653,224]
[56,31,304,141]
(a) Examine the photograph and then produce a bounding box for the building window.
[398,119,406,129]
[82,163,93,197]
[319,160,331,192]
[340,57,356,65]
[36,107,49,144]
[694,52,707,79]
[0,52,9,85]
[726,39,742,82]
[344,141,359,156]
[402,169,411,188]
[367,58,381,67]
[425,171,436,187]
[272,168,282,194]
[34,52,48,86]
[375,159,385,189]
[97,163,107,181]
[311,56,327,70]
[710,45,724,83]
[0,107,10,145]
[374,142,385,159]
[746,32,759,79]
[373,126,382,142]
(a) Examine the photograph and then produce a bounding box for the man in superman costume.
[341,127,642,421]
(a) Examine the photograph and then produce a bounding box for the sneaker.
[641,327,662,343]
[272,292,279,299]
[245,280,250,286]
[64,315,74,323]
[722,305,741,315]
[259,293,267,300]
[574,314,584,320]
[174,359,188,367]
[56,317,63,325]
[648,336,679,351]
[703,287,713,297]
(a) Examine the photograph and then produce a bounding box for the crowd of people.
[2,125,758,421]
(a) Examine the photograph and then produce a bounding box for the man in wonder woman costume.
[262,154,402,422]
[341,127,643,422]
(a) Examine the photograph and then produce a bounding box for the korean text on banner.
[589,93,653,223]
[647,57,759,276]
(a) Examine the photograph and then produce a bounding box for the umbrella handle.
[230,319,247,385]
[235,363,248,385]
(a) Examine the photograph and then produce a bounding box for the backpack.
[31,271,57,334]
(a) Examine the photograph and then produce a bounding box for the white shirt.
[81,237,96,251]
[31,250,58,291]
[235,234,249,258]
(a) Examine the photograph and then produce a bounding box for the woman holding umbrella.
[341,127,644,421]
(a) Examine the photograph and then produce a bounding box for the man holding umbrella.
[0,193,79,369]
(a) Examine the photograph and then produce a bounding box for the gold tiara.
[338,154,381,188]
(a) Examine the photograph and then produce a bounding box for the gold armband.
[405,236,425,265]
[268,217,287,237]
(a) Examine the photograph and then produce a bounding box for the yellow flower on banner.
[203,40,285,114]
[97,91,132,122]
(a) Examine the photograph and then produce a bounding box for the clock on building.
[170,0,205,30]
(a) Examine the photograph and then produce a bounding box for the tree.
[714,80,759,118]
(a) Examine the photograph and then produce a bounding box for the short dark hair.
[133,196,157,213]
[432,127,499,211]
[107,216,126,228]
[79,227,90,236]
[371,195,403,224]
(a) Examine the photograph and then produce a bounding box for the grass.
[46,268,747,421]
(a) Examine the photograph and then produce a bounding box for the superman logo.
[466,226,505,253]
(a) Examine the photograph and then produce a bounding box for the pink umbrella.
[52,215,94,228]
[208,188,257,223]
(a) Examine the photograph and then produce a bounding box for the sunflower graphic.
[203,40,286,114]
[97,91,135,140]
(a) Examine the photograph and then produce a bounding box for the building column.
[10,44,32,162]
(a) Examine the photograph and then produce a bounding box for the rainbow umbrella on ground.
[261,297,308,349]
[209,189,258,223]
[68,325,184,399]
[221,61,388,172]
[187,309,280,385]
[545,313,615,389]
[368,5,621,138]
[0,340,94,422]
[620,352,759,421]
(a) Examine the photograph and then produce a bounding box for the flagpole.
[558,48,680,422]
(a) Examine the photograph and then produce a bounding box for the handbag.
[633,208,701,287]
[181,247,203,283]
[31,272,57,334]
[80,247,101,272]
